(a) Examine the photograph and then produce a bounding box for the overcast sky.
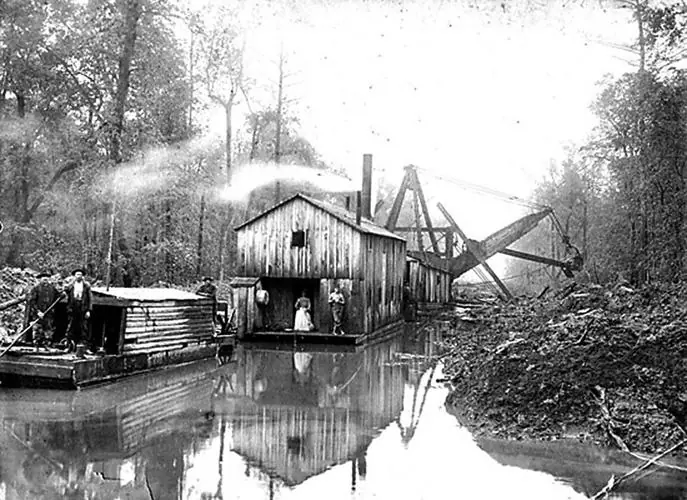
[201,0,637,241]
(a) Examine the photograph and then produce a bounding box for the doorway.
[260,278,320,331]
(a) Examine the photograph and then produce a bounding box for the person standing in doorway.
[28,271,60,349]
[328,287,345,335]
[294,290,314,331]
[65,268,93,353]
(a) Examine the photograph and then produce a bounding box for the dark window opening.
[291,230,306,247]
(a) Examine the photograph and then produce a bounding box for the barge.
[0,287,232,388]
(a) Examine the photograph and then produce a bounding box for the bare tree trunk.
[274,47,284,202]
[105,0,140,283]
[218,101,234,282]
[164,198,173,282]
[635,0,646,73]
[188,26,194,132]
[110,0,141,165]
[197,193,205,276]
[225,102,233,177]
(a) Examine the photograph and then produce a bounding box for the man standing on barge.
[28,271,60,348]
[65,268,93,353]
[328,287,346,335]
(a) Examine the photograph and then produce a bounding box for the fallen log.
[591,437,687,500]
[0,295,26,312]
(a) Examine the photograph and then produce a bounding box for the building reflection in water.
[0,322,445,499]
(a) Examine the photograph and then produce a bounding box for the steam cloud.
[218,162,358,202]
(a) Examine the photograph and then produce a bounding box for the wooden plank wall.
[123,299,214,352]
[407,260,452,304]
[361,235,405,333]
[237,198,363,279]
[232,287,248,338]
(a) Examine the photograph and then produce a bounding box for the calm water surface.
[0,323,685,499]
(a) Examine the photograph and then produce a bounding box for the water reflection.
[0,322,683,499]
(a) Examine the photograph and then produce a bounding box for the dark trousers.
[53,303,68,343]
[68,302,91,348]
[330,303,344,333]
[31,315,54,346]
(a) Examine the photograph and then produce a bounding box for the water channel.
[0,322,685,499]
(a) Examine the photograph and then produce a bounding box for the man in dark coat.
[196,276,217,298]
[196,276,218,325]
[52,277,69,345]
[28,272,60,348]
[65,268,93,352]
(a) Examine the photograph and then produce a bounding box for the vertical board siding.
[360,235,405,332]
[406,259,453,304]
[238,198,363,280]
[236,197,406,334]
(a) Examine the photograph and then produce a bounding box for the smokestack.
[355,191,362,225]
[361,154,372,220]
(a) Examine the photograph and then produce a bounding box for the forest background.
[1,0,686,293]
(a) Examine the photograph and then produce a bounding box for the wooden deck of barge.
[242,319,405,346]
[0,343,231,389]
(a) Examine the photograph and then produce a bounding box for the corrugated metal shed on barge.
[233,194,406,337]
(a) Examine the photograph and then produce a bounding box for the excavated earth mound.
[443,282,687,455]
[0,267,39,338]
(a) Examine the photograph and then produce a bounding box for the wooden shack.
[0,287,224,388]
[91,287,215,354]
[233,193,406,342]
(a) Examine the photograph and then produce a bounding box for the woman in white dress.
[294,290,314,331]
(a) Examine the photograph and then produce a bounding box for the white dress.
[294,297,313,331]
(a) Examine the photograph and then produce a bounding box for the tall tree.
[197,2,249,280]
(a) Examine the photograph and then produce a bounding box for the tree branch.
[26,161,79,218]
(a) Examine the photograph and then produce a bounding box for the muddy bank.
[441,282,687,456]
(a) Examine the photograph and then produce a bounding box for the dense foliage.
[508,1,687,291]
[0,0,330,284]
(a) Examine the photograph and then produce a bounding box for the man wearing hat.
[65,268,93,353]
[28,271,60,348]
[196,276,217,299]
[196,276,218,324]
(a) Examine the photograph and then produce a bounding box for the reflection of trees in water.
[0,414,208,500]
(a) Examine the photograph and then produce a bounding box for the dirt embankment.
[442,282,687,455]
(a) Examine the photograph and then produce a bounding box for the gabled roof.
[235,193,405,241]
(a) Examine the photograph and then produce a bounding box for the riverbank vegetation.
[507,2,687,291]
[444,3,687,459]
[441,1,687,458]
